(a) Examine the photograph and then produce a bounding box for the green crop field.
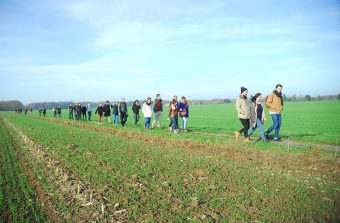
[0,100,339,222]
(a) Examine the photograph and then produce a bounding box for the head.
[181,96,186,102]
[69,103,72,106]
[135,100,139,104]
[275,84,283,93]
[147,97,152,102]
[251,93,262,102]
[173,95,177,101]
[156,94,161,100]
[241,87,248,97]
[106,100,109,104]
[172,99,177,104]
[122,97,125,102]
[88,102,90,105]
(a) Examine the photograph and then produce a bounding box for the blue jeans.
[248,118,265,141]
[266,114,281,139]
[181,116,188,130]
[112,114,119,125]
[145,117,151,129]
[170,117,178,130]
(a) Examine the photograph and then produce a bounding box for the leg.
[256,119,266,141]
[182,117,187,130]
[240,119,249,138]
[266,114,279,135]
[274,114,281,140]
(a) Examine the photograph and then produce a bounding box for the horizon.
[1,0,340,104]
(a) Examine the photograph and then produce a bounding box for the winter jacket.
[178,101,189,118]
[236,95,251,119]
[142,102,152,118]
[168,102,178,118]
[132,104,141,114]
[95,106,104,116]
[119,102,127,114]
[87,104,92,112]
[76,105,81,114]
[68,105,73,112]
[250,102,266,126]
[111,104,119,115]
[81,106,87,114]
[266,92,283,113]
[103,103,111,117]
[153,99,163,112]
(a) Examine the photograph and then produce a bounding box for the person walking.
[57,106,62,118]
[73,104,77,120]
[168,99,179,133]
[265,84,284,141]
[103,100,111,124]
[111,101,119,126]
[132,100,141,125]
[235,87,251,142]
[53,107,57,118]
[81,104,87,121]
[119,98,128,126]
[168,95,178,130]
[142,97,152,129]
[248,93,267,142]
[95,103,104,124]
[68,104,74,120]
[178,96,189,132]
[76,103,82,121]
[87,102,92,121]
[42,107,46,117]
[152,94,163,128]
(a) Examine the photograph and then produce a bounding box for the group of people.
[94,98,128,126]
[68,103,92,121]
[235,84,283,142]
[38,107,47,117]
[92,94,189,133]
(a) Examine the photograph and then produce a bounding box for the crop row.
[2,113,337,222]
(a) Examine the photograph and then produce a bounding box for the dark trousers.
[69,112,73,119]
[120,112,128,126]
[82,113,87,121]
[88,111,92,121]
[238,118,250,138]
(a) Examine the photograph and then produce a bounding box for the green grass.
[1,112,338,222]
[0,119,47,222]
[29,100,340,145]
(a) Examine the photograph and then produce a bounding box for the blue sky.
[0,0,339,104]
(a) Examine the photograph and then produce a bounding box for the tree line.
[0,94,339,111]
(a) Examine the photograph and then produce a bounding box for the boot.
[235,131,241,140]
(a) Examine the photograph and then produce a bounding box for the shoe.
[264,132,269,140]
[235,131,241,140]
[244,137,251,143]
[273,138,282,142]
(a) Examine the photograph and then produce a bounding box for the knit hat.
[241,87,248,94]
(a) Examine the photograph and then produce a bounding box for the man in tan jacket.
[235,87,251,142]
[265,84,283,141]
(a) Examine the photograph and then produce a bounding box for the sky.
[0,0,339,104]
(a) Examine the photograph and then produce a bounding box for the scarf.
[273,90,283,106]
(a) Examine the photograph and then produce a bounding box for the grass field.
[0,100,339,222]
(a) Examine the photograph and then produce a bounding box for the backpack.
[265,95,270,109]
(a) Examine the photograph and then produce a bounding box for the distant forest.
[0,94,339,111]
